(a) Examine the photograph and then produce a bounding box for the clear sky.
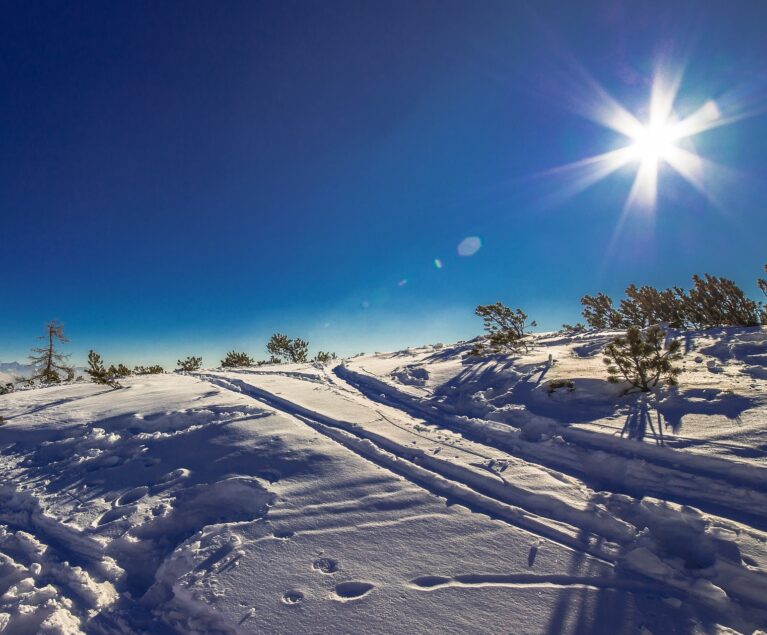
[2,0,766,368]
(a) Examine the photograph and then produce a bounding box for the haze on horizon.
[2,0,766,368]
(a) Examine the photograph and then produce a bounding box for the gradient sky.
[2,0,766,368]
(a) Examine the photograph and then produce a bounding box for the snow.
[1,327,767,633]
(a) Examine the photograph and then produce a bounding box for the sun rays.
[544,68,764,217]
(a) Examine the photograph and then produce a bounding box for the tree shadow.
[620,399,666,445]
[655,387,753,433]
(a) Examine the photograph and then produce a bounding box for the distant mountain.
[0,361,35,376]
[0,361,85,385]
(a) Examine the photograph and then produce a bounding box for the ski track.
[195,369,767,621]
[331,364,767,529]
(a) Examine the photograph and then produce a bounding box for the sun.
[628,120,678,165]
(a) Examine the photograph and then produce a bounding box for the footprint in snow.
[333,581,374,600]
[117,486,148,506]
[282,590,304,605]
[312,558,338,574]
[96,504,137,526]
[273,528,295,539]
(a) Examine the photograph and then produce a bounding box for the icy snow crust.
[1,328,767,633]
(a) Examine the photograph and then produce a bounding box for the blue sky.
[2,0,766,368]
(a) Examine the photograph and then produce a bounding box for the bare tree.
[29,320,74,384]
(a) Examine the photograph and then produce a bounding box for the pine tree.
[581,294,622,329]
[221,351,254,368]
[85,350,121,388]
[684,274,761,327]
[134,364,165,375]
[266,334,310,363]
[313,351,337,363]
[109,363,132,378]
[470,303,536,356]
[603,325,682,392]
[29,320,74,384]
[177,356,202,372]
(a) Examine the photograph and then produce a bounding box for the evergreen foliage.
[256,356,282,366]
[313,351,337,363]
[580,294,622,330]
[177,356,202,372]
[266,334,309,363]
[603,326,682,392]
[221,351,254,368]
[582,272,764,330]
[133,365,165,375]
[29,320,74,384]
[470,303,536,356]
[683,274,761,327]
[85,350,122,388]
[108,364,132,378]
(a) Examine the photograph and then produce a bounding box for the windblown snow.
[1,328,767,634]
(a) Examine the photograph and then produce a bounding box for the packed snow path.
[2,328,767,633]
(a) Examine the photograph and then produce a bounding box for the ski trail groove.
[196,373,621,562]
[332,364,767,528]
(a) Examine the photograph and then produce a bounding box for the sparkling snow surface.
[1,328,767,633]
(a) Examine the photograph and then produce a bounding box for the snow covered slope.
[1,328,766,633]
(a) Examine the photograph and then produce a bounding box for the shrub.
[177,356,202,372]
[221,351,254,368]
[581,294,622,329]
[85,350,121,389]
[583,273,763,330]
[561,323,586,334]
[134,365,165,375]
[256,356,282,366]
[108,364,132,378]
[313,351,337,363]
[683,274,761,328]
[0,383,14,395]
[603,326,682,392]
[266,333,309,363]
[618,284,689,328]
[470,303,536,356]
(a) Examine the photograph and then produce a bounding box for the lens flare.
[457,236,482,256]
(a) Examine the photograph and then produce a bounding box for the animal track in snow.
[333,581,374,600]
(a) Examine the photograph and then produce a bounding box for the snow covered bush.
[177,356,202,372]
[470,303,536,356]
[221,351,254,368]
[266,333,309,363]
[313,351,337,363]
[84,350,122,389]
[603,326,682,392]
